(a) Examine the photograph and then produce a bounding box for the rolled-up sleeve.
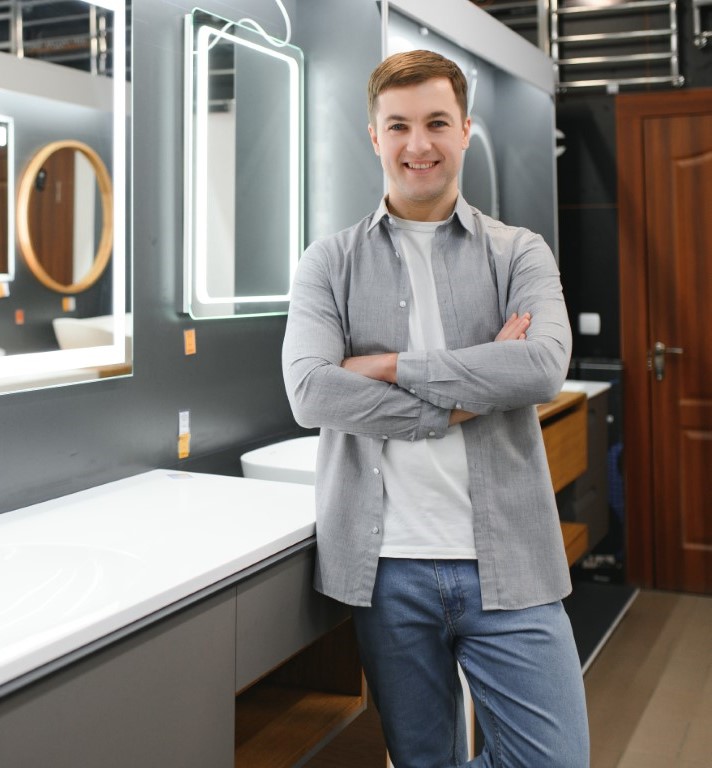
[282,242,449,441]
[396,232,571,413]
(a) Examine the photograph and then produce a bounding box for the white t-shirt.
[380,216,476,559]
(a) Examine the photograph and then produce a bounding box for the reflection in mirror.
[0,115,14,281]
[17,140,113,294]
[184,9,303,319]
[462,115,499,220]
[0,0,129,395]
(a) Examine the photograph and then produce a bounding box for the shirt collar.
[367,192,476,235]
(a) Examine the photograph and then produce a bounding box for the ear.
[462,116,472,150]
[368,123,380,156]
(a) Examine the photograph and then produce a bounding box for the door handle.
[648,341,684,381]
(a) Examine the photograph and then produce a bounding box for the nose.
[406,126,432,155]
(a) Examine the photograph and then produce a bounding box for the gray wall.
[0,0,383,514]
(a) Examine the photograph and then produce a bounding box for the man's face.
[368,77,470,220]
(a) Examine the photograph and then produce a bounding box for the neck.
[386,190,459,222]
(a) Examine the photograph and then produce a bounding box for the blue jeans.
[351,559,590,768]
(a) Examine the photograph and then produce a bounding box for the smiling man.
[282,50,589,767]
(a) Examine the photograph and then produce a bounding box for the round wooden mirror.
[16,139,113,294]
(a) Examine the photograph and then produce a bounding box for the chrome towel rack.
[551,0,684,92]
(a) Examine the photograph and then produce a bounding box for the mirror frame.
[0,114,14,282]
[183,9,303,319]
[16,139,114,295]
[0,0,127,381]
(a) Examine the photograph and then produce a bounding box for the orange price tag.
[178,433,191,460]
[184,328,197,356]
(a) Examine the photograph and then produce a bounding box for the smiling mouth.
[406,161,438,170]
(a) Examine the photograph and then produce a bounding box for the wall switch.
[178,410,190,435]
[578,312,601,336]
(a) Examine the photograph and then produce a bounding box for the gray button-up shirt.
[282,195,573,610]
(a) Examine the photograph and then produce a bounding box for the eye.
[430,120,449,128]
[387,123,407,131]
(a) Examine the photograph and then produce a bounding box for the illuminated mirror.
[0,0,129,394]
[184,8,303,319]
[0,115,14,282]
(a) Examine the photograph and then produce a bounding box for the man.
[282,50,589,767]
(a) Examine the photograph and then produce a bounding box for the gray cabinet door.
[0,589,236,768]
[235,548,350,692]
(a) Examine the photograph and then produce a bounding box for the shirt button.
[373,467,380,475]
[409,388,416,394]
[381,435,388,440]
[395,251,401,259]
[456,402,462,409]
[371,526,380,534]
[428,430,436,437]
[399,300,407,308]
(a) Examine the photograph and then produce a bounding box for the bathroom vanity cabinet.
[0,589,237,768]
[556,385,611,551]
[0,545,360,768]
[0,472,362,768]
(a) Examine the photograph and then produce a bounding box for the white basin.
[241,436,319,485]
[0,543,146,661]
[52,313,133,361]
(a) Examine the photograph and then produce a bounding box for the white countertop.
[561,379,611,399]
[0,470,316,690]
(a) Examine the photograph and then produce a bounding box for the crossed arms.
[282,235,571,442]
[341,312,531,426]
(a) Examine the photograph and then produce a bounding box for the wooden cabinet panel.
[538,392,588,493]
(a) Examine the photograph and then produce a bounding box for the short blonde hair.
[367,50,469,125]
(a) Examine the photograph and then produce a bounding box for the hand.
[450,312,531,425]
[449,408,476,426]
[495,312,530,341]
[341,352,398,383]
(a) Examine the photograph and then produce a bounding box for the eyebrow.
[383,110,455,123]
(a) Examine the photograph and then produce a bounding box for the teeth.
[408,162,435,169]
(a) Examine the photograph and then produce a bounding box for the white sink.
[52,314,133,361]
[0,543,146,658]
[241,436,319,485]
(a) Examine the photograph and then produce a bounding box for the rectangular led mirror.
[184,8,303,319]
[0,0,129,395]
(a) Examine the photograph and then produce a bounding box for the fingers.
[495,312,531,342]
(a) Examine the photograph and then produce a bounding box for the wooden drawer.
[538,392,588,493]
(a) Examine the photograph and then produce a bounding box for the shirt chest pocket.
[342,278,408,356]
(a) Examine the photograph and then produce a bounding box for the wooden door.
[618,89,712,593]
